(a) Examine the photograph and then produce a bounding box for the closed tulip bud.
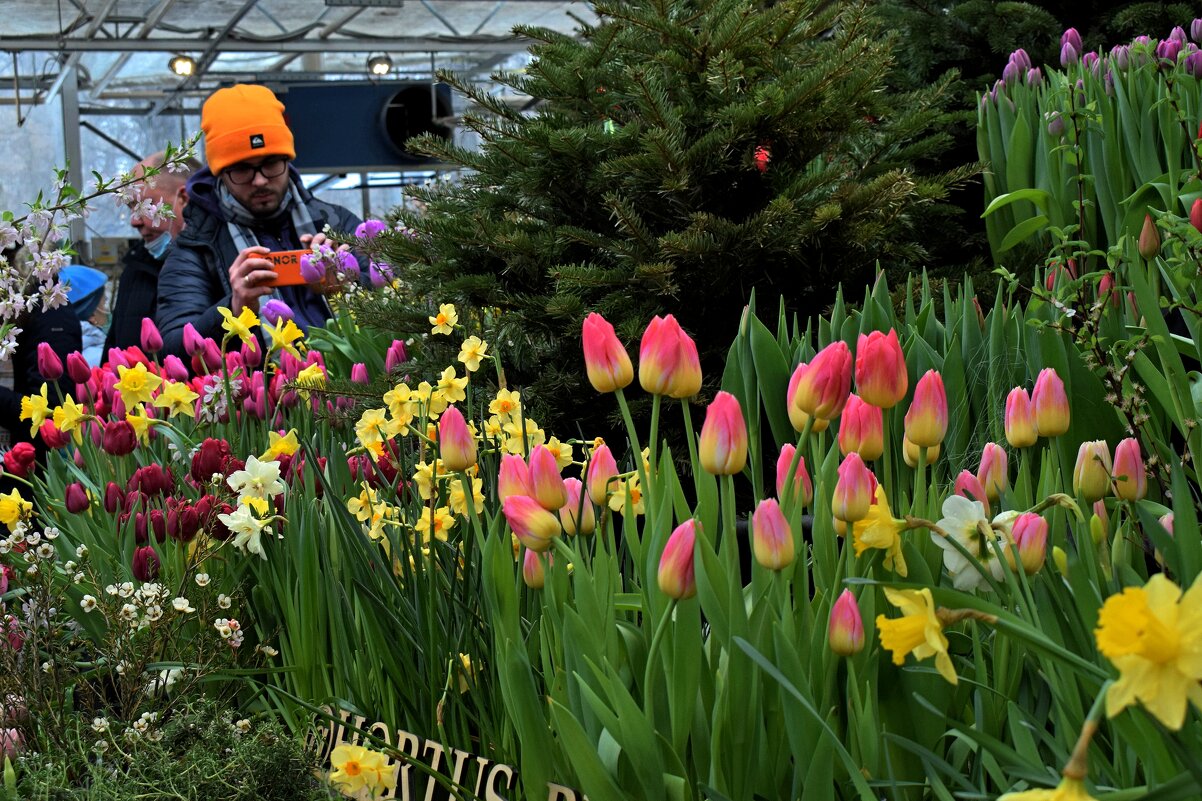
[658,520,698,600]
[528,445,567,511]
[1192,198,1202,233]
[1111,437,1146,501]
[385,339,408,373]
[1157,38,1182,63]
[1092,499,1110,535]
[0,728,24,759]
[791,341,852,420]
[855,329,908,409]
[977,442,1009,502]
[786,363,829,433]
[699,391,748,475]
[1073,440,1112,502]
[38,420,69,450]
[751,498,794,570]
[36,342,63,381]
[558,478,595,536]
[902,435,940,468]
[149,509,166,543]
[132,545,160,582]
[182,323,205,357]
[837,394,884,461]
[1061,27,1083,53]
[1097,272,1118,307]
[828,589,865,656]
[954,470,991,517]
[585,444,619,506]
[1011,513,1048,574]
[438,406,477,472]
[66,351,91,384]
[1060,41,1079,66]
[1026,67,1043,86]
[101,420,137,456]
[1052,545,1068,574]
[522,549,546,589]
[775,444,813,507]
[139,318,163,354]
[1159,511,1174,535]
[502,495,562,552]
[162,354,189,383]
[1004,387,1038,447]
[497,454,533,502]
[1138,214,1161,260]
[350,363,370,385]
[1,443,35,479]
[103,482,122,514]
[903,370,947,448]
[65,482,89,514]
[582,313,633,393]
[1031,368,1070,437]
[832,453,877,524]
[638,315,701,398]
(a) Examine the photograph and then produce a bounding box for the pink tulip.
[832,453,877,524]
[828,589,865,656]
[582,312,633,393]
[182,323,205,357]
[140,318,163,354]
[558,477,595,536]
[497,454,533,502]
[37,342,63,381]
[775,444,813,507]
[752,498,794,570]
[1031,368,1070,437]
[977,442,1009,503]
[1159,511,1174,535]
[903,369,947,448]
[528,445,568,511]
[698,391,748,475]
[1112,437,1146,501]
[658,520,698,600]
[438,406,477,472]
[350,363,370,385]
[385,339,408,373]
[585,444,619,506]
[953,470,991,517]
[786,363,829,433]
[0,727,23,758]
[522,549,546,589]
[502,495,561,552]
[855,329,908,409]
[162,354,189,383]
[1004,387,1037,448]
[790,341,852,420]
[1011,513,1048,574]
[638,315,702,398]
[838,394,884,461]
[66,351,92,384]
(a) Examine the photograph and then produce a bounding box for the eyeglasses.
[223,157,289,185]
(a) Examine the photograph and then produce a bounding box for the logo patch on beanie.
[249,134,265,149]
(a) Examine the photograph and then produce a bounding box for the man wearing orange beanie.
[155,84,362,359]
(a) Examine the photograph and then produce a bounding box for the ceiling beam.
[266,7,365,71]
[0,36,534,54]
[89,0,184,97]
[42,0,122,103]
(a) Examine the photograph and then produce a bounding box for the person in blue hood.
[59,264,109,366]
[155,84,361,361]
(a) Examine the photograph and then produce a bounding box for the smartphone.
[263,250,310,286]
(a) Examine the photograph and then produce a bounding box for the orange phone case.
[264,250,310,286]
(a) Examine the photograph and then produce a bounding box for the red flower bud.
[64,482,89,514]
[38,420,70,450]
[132,545,160,582]
[140,318,163,354]
[2,443,36,479]
[66,351,92,384]
[103,482,123,514]
[101,420,137,456]
[36,342,63,381]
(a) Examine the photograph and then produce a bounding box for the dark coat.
[105,241,163,353]
[155,168,362,360]
[0,305,82,443]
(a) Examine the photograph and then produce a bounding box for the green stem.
[782,416,815,511]
[914,446,928,517]
[614,388,647,491]
[643,597,678,724]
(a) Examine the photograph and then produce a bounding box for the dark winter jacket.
[105,241,163,353]
[0,306,82,443]
[155,167,361,360]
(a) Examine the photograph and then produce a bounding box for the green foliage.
[367,0,974,433]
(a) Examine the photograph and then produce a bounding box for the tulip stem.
[649,393,662,478]
[782,416,815,511]
[643,597,677,725]
[914,446,928,517]
[881,410,893,506]
[614,388,647,493]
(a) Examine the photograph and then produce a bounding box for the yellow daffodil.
[876,587,957,685]
[481,415,505,441]
[852,486,909,577]
[1095,573,1202,730]
[52,395,88,442]
[261,429,299,461]
[20,384,51,437]
[114,363,162,409]
[355,408,401,451]
[126,406,155,443]
[0,488,33,531]
[329,743,396,797]
[295,363,326,399]
[999,777,1098,800]
[264,317,304,358]
[608,476,645,517]
[412,460,444,501]
[382,383,415,433]
[152,380,198,419]
[458,336,489,372]
[543,437,574,471]
[458,652,476,693]
[437,366,468,405]
[448,476,485,517]
[347,484,380,523]
[489,389,521,420]
[218,305,260,348]
[429,303,458,335]
[502,417,545,456]
[587,436,607,456]
[414,505,456,543]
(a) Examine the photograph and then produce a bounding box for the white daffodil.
[932,495,1015,591]
[217,504,271,560]
[226,456,285,514]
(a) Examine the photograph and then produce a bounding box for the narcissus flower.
[218,306,259,349]
[791,341,852,420]
[261,429,299,461]
[226,456,285,515]
[581,313,633,393]
[903,369,947,448]
[429,303,458,335]
[658,520,698,599]
[0,489,32,531]
[20,384,51,438]
[998,777,1098,801]
[829,589,865,656]
[1095,573,1202,730]
[414,506,456,543]
[329,743,396,797]
[876,587,957,684]
[851,486,908,576]
[458,336,489,373]
[152,380,198,419]
[698,391,748,475]
[264,318,304,359]
[933,494,1013,591]
[855,329,908,409]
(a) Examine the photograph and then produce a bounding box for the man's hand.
[301,232,351,254]
[229,246,277,314]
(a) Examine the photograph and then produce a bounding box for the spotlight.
[168,55,196,77]
[367,54,393,76]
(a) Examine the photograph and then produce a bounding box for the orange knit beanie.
[201,84,296,175]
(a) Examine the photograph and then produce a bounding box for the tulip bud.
[132,545,160,582]
[1011,513,1048,574]
[103,482,123,514]
[751,498,794,571]
[162,354,189,383]
[954,470,991,517]
[139,318,163,354]
[1031,368,1070,437]
[1092,499,1110,536]
[101,420,137,456]
[1061,27,1083,53]
[791,341,853,420]
[582,313,633,393]
[1138,214,1161,260]
[64,482,89,514]
[1192,198,1202,233]
[1060,41,1079,66]
[502,495,561,552]
[657,520,698,600]
[350,363,370,385]
[585,444,619,506]
[558,478,596,536]
[1073,440,1113,502]
[902,435,940,468]
[977,442,1009,502]
[1004,387,1038,447]
[832,453,877,524]
[36,342,63,381]
[522,549,546,590]
[828,589,865,656]
[66,351,91,384]
[528,445,567,511]
[775,444,813,507]
[384,339,408,373]
[855,329,907,409]
[786,363,829,433]
[149,509,166,543]
[1160,511,1175,535]
[837,394,884,461]
[903,370,948,448]
[638,315,702,398]
[1111,437,1146,501]
[497,454,533,502]
[1,443,35,479]
[438,406,477,472]
[0,728,23,759]
[1052,545,1068,574]
[37,420,69,450]
[182,323,205,358]
[698,391,748,475]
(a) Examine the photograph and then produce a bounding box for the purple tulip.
[1002,59,1022,85]
[1061,27,1083,53]
[1083,51,1100,73]
[1111,44,1130,70]
[354,219,388,239]
[183,323,205,357]
[1061,41,1080,67]
[1186,50,1202,78]
[299,250,327,284]
[1192,19,1202,43]
[261,299,294,326]
[1170,26,1188,45]
[1026,67,1043,86]
[336,250,360,274]
[1157,38,1182,64]
[1011,48,1032,72]
[162,354,189,382]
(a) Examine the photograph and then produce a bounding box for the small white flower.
[41,660,52,673]
[10,531,26,545]
[256,644,279,658]
[115,662,128,676]
[43,526,59,540]
[119,582,134,598]
[194,573,210,587]
[92,717,109,733]
[36,543,55,559]
[105,584,120,596]
[26,564,38,577]
[147,729,164,742]
[75,544,88,558]
[25,532,40,546]
[93,739,109,753]
[172,597,195,613]
[119,603,138,621]
[233,718,251,736]
[64,560,77,571]
[80,595,97,613]
[214,618,232,639]
[73,572,85,584]
[143,604,163,622]
[217,594,232,609]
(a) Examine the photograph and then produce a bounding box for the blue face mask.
[146,232,172,260]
